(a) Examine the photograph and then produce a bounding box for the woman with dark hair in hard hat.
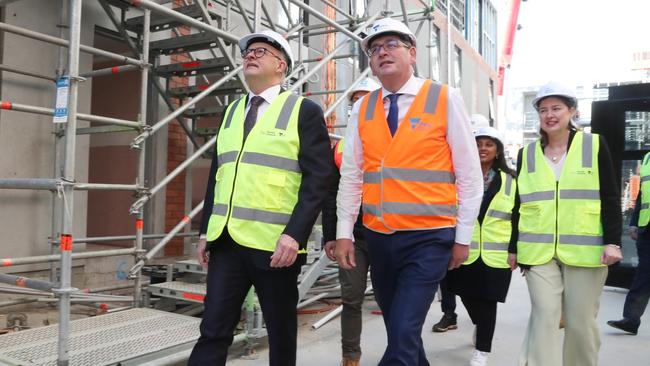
[509,81,622,366]
[446,124,515,366]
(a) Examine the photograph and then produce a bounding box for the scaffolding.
[0,0,445,364]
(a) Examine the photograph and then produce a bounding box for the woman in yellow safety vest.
[509,81,623,366]
[446,124,515,366]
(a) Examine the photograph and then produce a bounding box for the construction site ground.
[227,273,648,366]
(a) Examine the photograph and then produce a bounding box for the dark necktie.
[387,94,400,136]
[243,96,264,140]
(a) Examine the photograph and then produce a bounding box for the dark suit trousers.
[623,229,650,327]
[365,227,454,366]
[188,233,303,366]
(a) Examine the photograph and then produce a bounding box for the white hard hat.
[238,30,294,73]
[469,114,490,129]
[361,18,416,52]
[531,81,577,110]
[474,126,503,145]
[349,78,380,100]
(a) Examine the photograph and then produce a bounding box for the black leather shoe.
[607,319,639,335]
[432,313,458,332]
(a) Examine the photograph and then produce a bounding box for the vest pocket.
[574,202,601,235]
[519,203,541,234]
[259,172,287,209]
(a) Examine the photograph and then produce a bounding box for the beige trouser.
[519,259,608,366]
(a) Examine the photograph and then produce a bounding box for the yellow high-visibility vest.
[206,91,305,253]
[466,171,515,269]
[517,132,604,267]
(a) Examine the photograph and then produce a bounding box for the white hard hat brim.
[361,30,416,52]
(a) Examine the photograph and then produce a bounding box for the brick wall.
[164,0,192,256]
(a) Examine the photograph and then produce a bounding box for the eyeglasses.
[241,47,283,62]
[366,39,411,57]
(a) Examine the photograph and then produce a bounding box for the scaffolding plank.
[156,57,232,78]
[125,4,221,33]
[175,259,208,274]
[150,32,225,56]
[103,0,131,10]
[148,281,206,304]
[0,308,199,366]
[169,79,245,99]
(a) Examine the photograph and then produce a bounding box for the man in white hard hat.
[348,78,381,104]
[189,29,332,366]
[334,17,483,365]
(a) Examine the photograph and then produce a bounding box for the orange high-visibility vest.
[358,79,457,234]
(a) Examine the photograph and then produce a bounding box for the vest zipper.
[555,181,559,250]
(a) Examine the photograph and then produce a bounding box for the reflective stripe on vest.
[206,92,305,253]
[517,132,604,267]
[639,152,650,227]
[466,172,515,269]
[358,80,457,234]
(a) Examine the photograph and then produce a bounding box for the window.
[436,0,465,32]
[481,0,497,70]
[278,0,299,29]
[453,46,462,88]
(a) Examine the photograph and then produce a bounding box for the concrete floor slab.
[228,274,649,365]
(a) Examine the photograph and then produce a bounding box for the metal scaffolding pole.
[129,202,204,277]
[0,64,57,82]
[233,0,254,32]
[131,66,243,149]
[98,0,202,150]
[318,0,355,22]
[52,231,199,245]
[56,0,82,362]
[288,0,363,43]
[0,21,144,67]
[0,100,141,128]
[289,12,380,93]
[131,135,216,213]
[130,0,239,43]
[0,248,136,267]
[79,64,139,78]
[302,53,355,63]
[133,8,151,308]
[323,67,371,118]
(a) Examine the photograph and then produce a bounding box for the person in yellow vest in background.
[322,78,380,366]
[189,30,332,366]
[608,152,650,335]
[446,125,515,366]
[508,81,623,366]
[335,18,483,365]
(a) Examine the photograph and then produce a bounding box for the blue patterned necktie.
[387,94,400,136]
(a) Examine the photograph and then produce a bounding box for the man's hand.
[630,227,639,241]
[324,241,337,261]
[601,244,623,266]
[508,253,518,271]
[270,234,299,268]
[448,243,469,270]
[197,238,209,268]
[334,239,356,270]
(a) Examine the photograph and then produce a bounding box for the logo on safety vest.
[409,117,430,130]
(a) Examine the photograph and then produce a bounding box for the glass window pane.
[624,110,650,151]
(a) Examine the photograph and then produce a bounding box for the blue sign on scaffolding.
[53,76,70,124]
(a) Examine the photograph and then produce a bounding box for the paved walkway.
[229,274,649,365]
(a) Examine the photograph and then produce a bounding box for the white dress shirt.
[336,75,483,245]
[244,84,282,122]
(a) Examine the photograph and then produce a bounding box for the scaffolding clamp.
[130,128,151,150]
[128,260,146,279]
[52,286,79,297]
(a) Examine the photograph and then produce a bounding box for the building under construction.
[0,0,499,364]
